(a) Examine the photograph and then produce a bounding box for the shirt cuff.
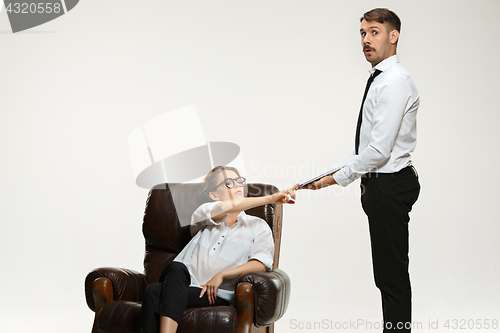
[332,169,354,187]
[249,253,273,270]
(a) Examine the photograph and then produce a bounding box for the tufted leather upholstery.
[237,269,291,327]
[84,183,290,333]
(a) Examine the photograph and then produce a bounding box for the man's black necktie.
[355,69,382,155]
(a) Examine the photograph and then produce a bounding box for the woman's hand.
[270,185,298,204]
[200,272,224,305]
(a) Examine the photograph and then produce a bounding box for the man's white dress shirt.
[174,201,274,305]
[333,55,419,187]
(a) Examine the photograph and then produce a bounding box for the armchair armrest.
[236,268,291,327]
[84,267,147,312]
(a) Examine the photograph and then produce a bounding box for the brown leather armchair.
[84,183,291,333]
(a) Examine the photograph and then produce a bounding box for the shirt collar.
[238,210,247,223]
[230,210,247,226]
[369,54,399,74]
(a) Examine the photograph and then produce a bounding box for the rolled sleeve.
[250,252,274,270]
[248,220,274,270]
[190,202,227,237]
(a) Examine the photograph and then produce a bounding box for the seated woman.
[140,166,296,333]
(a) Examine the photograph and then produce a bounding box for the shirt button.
[222,235,224,238]
[217,242,220,245]
[213,248,215,250]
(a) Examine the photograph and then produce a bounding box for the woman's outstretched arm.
[211,185,298,221]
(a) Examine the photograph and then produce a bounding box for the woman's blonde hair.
[202,166,241,199]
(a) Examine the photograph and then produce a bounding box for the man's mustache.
[363,45,375,51]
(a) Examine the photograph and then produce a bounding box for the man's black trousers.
[360,166,420,332]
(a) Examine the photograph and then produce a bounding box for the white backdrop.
[1,1,499,332]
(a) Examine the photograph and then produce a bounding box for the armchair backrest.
[142,183,282,285]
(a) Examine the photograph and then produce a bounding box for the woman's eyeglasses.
[215,177,246,190]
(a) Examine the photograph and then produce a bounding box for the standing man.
[300,8,420,332]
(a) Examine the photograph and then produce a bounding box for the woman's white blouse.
[174,201,274,304]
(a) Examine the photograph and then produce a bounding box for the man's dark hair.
[361,8,401,33]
